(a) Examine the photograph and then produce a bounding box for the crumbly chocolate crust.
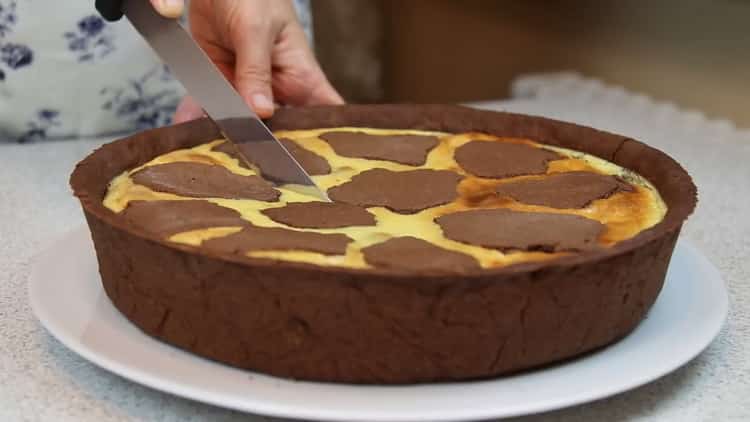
[320,131,438,165]
[362,236,481,271]
[202,225,352,256]
[436,208,605,252]
[455,140,561,178]
[493,171,634,209]
[214,138,332,176]
[328,168,463,213]
[132,162,279,201]
[262,202,376,229]
[121,200,248,236]
[71,105,696,384]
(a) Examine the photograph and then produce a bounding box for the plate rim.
[28,227,728,422]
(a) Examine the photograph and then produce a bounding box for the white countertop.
[1,75,748,421]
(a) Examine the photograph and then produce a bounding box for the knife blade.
[120,0,330,201]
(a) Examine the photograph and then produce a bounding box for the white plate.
[29,227,727,422]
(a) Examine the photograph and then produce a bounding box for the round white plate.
[29,227,727,422]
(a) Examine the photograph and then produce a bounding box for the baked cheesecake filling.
[103,127,667,272]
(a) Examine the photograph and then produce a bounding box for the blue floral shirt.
[0,0,312,143]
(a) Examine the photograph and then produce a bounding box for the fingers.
[173,95,204,123]
[150,0,184,18]
[231,20,276,118]
[185,0,340,117]
[267,22,344,106]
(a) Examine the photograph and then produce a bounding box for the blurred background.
[311,0,749,127]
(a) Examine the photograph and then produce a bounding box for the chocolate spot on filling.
[320,131,438,165]
[494,171,635,209]
[213,139,331,176]
[202,226,351,255]
[455,141,561,178]
[121,200,248,236]
[436,208,604,252]
[362,236,480,272]
[263,202,376,229]
[132,162,280,201]
[328,168,463,213]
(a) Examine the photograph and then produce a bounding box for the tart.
[70,105,696,384]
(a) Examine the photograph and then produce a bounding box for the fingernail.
[159,0,183,17]
[251,94,274,114]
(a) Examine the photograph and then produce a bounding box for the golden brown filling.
[103,127,666,272]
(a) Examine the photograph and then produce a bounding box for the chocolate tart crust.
[71,105,696,384]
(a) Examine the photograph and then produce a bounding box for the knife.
[95,0,330,201]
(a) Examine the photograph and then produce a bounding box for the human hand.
[149,0,184,18]
[157,0,343,123]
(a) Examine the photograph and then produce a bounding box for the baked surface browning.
[103,127,667,273]
[71,105,696,384]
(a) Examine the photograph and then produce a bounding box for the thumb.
[232,29,275,118]
[149,0,184,18]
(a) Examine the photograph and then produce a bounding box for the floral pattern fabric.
[0,0,312,143]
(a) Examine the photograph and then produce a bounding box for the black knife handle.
[96,0,125,22]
